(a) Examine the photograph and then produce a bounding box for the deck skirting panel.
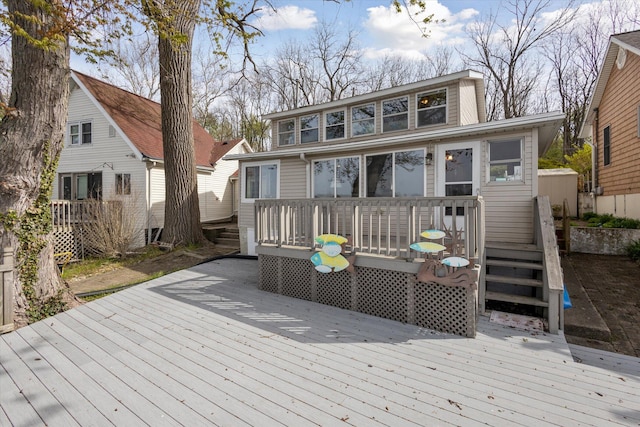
[258,250,477,337]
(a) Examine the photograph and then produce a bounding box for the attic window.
[109,125,116,138]
[382,96,408,133]
[417,89,447,127]
[69,121,92,145]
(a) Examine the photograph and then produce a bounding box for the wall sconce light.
[425,152,433,165]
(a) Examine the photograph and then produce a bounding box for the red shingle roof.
[73,71,243,167]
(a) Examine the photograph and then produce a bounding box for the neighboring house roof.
[210,138,251,165]
[263,70,487,124]
[71,71,244,168]
[579,30,640,139]
[225,111,564,162]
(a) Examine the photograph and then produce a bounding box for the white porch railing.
[255,196,485,265]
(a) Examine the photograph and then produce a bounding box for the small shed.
[538,168,578,217]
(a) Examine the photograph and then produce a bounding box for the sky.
[240,0,620,63]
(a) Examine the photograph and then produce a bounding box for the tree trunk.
[0,1,75,327]
[156,0,205,246]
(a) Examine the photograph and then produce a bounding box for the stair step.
[485,248,543,262]
[485,291,548,307]
[485,274,543,287]
[485,259,543,270]
[215,237,240,247]
[220,231,239,239]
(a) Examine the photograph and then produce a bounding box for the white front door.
[436,141,481,227]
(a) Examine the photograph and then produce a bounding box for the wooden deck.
[1,258,639,426]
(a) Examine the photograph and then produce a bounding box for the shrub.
[80,195,144,257]
[626,240,640,262]
[582,212,598,220]
[583,213,640,229]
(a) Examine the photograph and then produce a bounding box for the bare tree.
[461,0,577,120]
[543,0,640,155]
[192,44,232,132]
[312,21,364,102]
[100,33,161,100]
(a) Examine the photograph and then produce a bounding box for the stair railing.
[534,195,564,334]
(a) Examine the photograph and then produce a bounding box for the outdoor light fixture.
[425,152,433,165]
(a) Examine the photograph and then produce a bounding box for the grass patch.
[61,245,164,281]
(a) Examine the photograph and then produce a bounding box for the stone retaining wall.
[570,227,640,255]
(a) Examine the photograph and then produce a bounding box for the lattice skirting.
[258,253,477,337]
[53,228,85,261]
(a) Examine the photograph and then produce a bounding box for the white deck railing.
[50,200,123,230]
[255,196,485,265]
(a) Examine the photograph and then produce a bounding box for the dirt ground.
[66,244,239,295]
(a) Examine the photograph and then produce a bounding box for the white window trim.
[68,120,93,146]
[311,155,361,198]
[415,87,448,128]
[435,141,481,198]
[381,96,409,134]
[351,102,376,137]
[241,160,280,203]
[486,138,524,184]
[115,173,132,196]
[323,109,347,142]
[277,118,296,147]
[364,147,426,197]
[300,113,320,144]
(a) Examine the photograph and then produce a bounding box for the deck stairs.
[483,242,549,315]
[202,223,240,250]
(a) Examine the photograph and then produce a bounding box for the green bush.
[584,213,640,229]
[626,240,640,262]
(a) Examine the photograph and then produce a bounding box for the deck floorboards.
[2,258,639,426]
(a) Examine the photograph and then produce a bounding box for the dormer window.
[352,103,375,136]
[382,96,408,133]
[300,114,319,143]
[325,110,345,141]
[417,89,447,127]
[277,119,295,146]
[70,121,92,145]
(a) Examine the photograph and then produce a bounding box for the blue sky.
[245,0,579,61]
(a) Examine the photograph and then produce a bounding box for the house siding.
[597,50,640,198]
[148,166,166,231]
[482,131,536,243]
[459,79,480,126]
[200,143,246,222]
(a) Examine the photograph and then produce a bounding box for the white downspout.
[300,153,311,198]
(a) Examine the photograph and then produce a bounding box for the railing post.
[1,246,15,333]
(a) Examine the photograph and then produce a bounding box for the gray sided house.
[52,71,252,251]
[226,70,565,335]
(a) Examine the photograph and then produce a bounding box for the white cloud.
[253,5,317,31]
[363,1,479,58]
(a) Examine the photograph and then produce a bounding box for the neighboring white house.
[52,71,252,248]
